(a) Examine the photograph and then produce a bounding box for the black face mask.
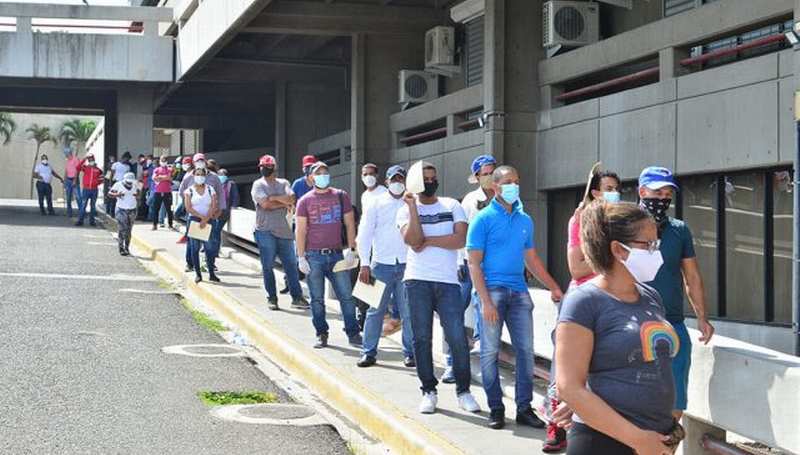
[260,167,275,178]
[422,180,439,197]
[641,197,672,225]
[123,182,133,190]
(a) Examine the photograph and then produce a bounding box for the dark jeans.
[209,217,224,259]
[567,423,634,455]
[36,181,54,214]
[105,181,116,215]
[306,250,360,338]
[188,216,215,274]
[152,192,174,228]
[254,230,302,300]
[404,279,471,395]
[64,177,80,217]
[77,188,98,224]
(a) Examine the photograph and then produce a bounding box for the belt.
[309,248,341,255]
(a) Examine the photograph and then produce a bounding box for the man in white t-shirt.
[108,152,132,215]
[108,172,139,256]
[396,162,480,415]
[33,154,63,216]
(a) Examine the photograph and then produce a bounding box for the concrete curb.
[128,233,464,455]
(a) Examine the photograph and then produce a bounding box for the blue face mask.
[219,176,229,184]
[314,174,331,189]
[603,191,620,203]
[500,183,520,205]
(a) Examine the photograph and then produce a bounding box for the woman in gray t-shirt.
[556,202,680,455]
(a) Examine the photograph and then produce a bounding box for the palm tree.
[59,119,97,155]
[0,112,16,145]
[27,124,57,198]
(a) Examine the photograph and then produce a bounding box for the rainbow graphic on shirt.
[640,320,680,362]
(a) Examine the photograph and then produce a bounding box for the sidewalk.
[128,223,550,454]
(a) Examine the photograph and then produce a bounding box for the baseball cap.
[181,156,192,165]
[468,154,497,183]
[259,154,276,167]
[309,161,328,174]
[639,166,679,190]
[192,153,206,162]
[386,165,406,180]
[302,155,317,167]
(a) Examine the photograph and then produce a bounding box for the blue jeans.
[307,250,360,337]
[64,178,80,217]
[672,321,692,410]
[77,188,98,224]
[254,230,302,300]
[146,190,155,222]
[362,263,413,359]
[479,287,535,412]
[405,279,471,395]
[188,217,215,273]
[208,218,224,259]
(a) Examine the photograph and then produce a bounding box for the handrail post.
[683,415,727,455]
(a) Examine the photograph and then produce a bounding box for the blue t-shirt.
[291,176,313,202]
[466,198,533,292]
[559,282,677,434]
[646,218,696,323]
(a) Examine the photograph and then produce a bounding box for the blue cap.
[639,166,679,190]
[470,154,497,175]
[386,165,406,179]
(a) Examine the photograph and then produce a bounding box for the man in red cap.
[291,155,317,202]
[251,154,309,310]
[75,153,104,226]
[179,153,223,272]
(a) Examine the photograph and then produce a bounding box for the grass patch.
[181,299,226,332]
[197,390,278,407]
[157,278,173,290]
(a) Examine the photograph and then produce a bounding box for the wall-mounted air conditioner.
[543,1,600,48]
[398,70,439,104]
[425,26,460,77]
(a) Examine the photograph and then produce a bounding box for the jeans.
[479,287,535,412]
[105,181,116,215]
[254,230,302,300]
[362,263,413,359]
[152,192,173,228]
[306,250,360,338]
[445,264,480,367]
[64,177,80,217]
[36,181,54,214]
[115,208,136,251]
[77,188,98,224]
[188,216,215,274]
[404,279,471,395]
[146,190,156,222]
[208,218,224,259]
[184,219,193,267]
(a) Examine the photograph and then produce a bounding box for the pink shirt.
[567,213,596,286]
[153,166,172,193]
[65,156,81,178]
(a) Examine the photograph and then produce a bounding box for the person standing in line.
[32,154,63,216]
[359,163,387,212]
[251,155,309,311]
[218,168,240,225]
[108,152,132,218]
[175,156,193,244]
[295,161,362,349]
[179,153,222,273]
[396,162,481,415]
[205,158,227,270]
[184,167,220,283]
[280,154,318,295]
[75,153,103,227]
[467,165,563,430]
[143,154,157,222]
[151,156,175,231]
[108,172,139,256]
[556,201,683,455]
[64,149,82,218]
[638,166,714,419]
[356,165,414,368]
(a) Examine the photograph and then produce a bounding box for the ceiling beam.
[193,58,348,85]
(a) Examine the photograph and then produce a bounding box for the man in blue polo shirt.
[638,166,714,418]
[467,165,563,430]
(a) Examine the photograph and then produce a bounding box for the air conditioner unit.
[543,1,600,48]
[398,70,439,105]
[425,26,459,78]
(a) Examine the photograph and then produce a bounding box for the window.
[681,175,719,317]
[664,0,722,18]
[773,170,793,323]
[464,16,484,87]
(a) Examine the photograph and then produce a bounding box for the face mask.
[181,164,189,171]
[620,243,664,283]
[388,182,405,196]
[478,175,493,190]
[362,175,377,188]
[146,160,152,167]
[195,161,207,170]
[41,160,48,165]
[603,191,621,203]
[422,180,438,197]
[641,198,672,224]
[314,174,330,189]
[260,167,274,178]
[499,183,520,204]
[219,176,229,184]
[123,182,134,189]
[195,175,206,185]
[88,160,96,166]
[160,161,167,167]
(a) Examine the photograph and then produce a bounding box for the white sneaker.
[458,392,481,413]
[419,391,438,414]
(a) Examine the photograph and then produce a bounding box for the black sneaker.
[185,265,194,272]
[208,273,221,283]
[356,355,376,368]
[194,275,202,283]
[348,333,363,347]
[488,409,506,430]
[268,298,279,311]
[403,357,416,368]
[516,407,545,428]
[290,297,310,309]
[279,286,290,295]
[74,221,83,226]
[314,334,328,349]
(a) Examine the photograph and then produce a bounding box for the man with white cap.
[108,172,139,256]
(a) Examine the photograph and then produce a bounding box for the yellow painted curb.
[129,233,464,455]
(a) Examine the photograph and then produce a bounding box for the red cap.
[259,154,276,167]
[192,153,206,162]
[181,156,192,165]
[301,155,317,167]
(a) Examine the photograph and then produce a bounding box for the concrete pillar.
[659,47,689,80]
[117,88,155,159]
[275,81,287,177]
[14,17,34,77]
[446,114,456,137]
[483,0,505,162]
[681,416,726,455]
[16,16,31,33]
[350,33,366,199]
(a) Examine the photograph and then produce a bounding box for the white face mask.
[619,244,663,283]
[362,175,377,188]
[195,175,206,185]
[181,164,190,171]
[160,161,167,167]
[41,160,48,165]
[388,181,405,196]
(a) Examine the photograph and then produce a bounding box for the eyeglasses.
[627,239,661,253]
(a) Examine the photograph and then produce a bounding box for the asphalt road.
[0,204,349,455]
